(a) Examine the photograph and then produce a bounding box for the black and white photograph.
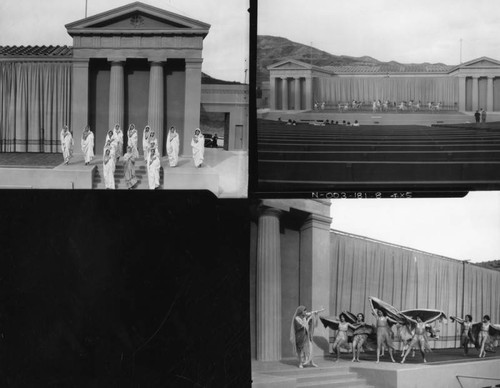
[0,0,248,196]
[256,0,500,194]
[250,194,500,387]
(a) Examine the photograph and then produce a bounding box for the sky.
[258,0,500,65]
[330,191,500,263]
[0,0,249,83]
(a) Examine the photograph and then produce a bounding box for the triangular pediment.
[267,59,313,71]
[66,2,210,36]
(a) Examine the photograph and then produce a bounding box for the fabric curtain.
[329,231,499,349]
[0,61,72,152]
[314,76,459,108]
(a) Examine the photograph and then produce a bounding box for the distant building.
[265,58,500,113]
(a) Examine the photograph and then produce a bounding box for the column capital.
[185,58,204,69]
[300,213,332,232]
[281,76,288,81]
[148,58,167,64]
[107,57,126,63]
[258,206,283,219]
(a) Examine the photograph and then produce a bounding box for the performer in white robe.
[166,126,179,167]
[142,125,151,159]
[60,125,68,153]
[191,128,205,168]
[103,148,116,189]
[62,128,74,165]
[147,131,160,164]
[127,124,139,159]
[147,149,161,190]
[81,126,94,165]
[123,145,138,189]
[113,124,124,160]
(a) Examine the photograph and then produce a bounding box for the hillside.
[257,35,448,85]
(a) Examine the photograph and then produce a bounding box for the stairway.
[254,365,376,388]
[93,161,163,189]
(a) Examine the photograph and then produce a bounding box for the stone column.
[458,76,466,112]
[294,77,301,110]
[256,207,282,361]
[71,59,89,155]
[487,76,494,112]
[108,60,125,132]
[305,76,313,111]
[182,58,203,156]
[299,213,333,356]
[269,76,277,110]
[281,77,288,110]
[472,76,479,111]
[148,61,165,155]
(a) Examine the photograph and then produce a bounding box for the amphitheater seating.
[257,119,500,192]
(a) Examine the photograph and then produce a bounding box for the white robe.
[113,129,124,158]
[81,132,94,163]
[191,134,205,167]
[148,155,161,189]
[103,152,116,189]
[105,132,117,156]
[62,132,74,162]
[128,130,139,159]
[146,139,159,164]
[142,130,150,157]
[166,131,179,167]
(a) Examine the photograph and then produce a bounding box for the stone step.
[296,377,372,388]
[264,367,350,377]
[297,372,358,384]
[92,165,164,190]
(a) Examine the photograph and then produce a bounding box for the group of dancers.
[291,296,500,368]
[59,124,206,189]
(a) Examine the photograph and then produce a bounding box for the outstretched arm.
[450,316,465,325]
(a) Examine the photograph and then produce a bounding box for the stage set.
[250,199,500,388]
[0,2,248,195]
[255,57,500,194]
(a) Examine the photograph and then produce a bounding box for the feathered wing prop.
[470,322,500,353]
[320,316,340,331]
[401,308,447,339]
[368,296,408,325]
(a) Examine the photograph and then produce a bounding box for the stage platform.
[0,149,248,197]
[252,350,500,388]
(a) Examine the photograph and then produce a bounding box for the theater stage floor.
[252,349,500,388]
[0,148,248,197]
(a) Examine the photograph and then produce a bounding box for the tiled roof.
[323,63,454,74]
[0,46,73,57]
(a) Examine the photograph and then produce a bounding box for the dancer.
[147,130,160,164]
[351,313,374,362]
[291,306,323,368]
[450,315,474,355]
[104,130,116,155]
[191,128,205,167]
[330,314,359,362]
[472,315,500,358]
[166,126,179,167]
[127,124,139,159]
[400,316,432,363]
[148,148,161,190]
[113,124,124,161]
[61,125,74,165]
[103,148,115,189]
[81,125,94,165]
[122,145,138,189]
[142,125,151,159]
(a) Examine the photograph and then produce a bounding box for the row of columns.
[73,57,203,156]
[255,205,332,361]
[270,76,313,111]
[459,75,496,112]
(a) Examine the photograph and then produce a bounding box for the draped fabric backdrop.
[0,62,72,152]
[329,230,500,349]
[314,76,459,108]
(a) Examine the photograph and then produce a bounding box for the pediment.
[268,59,312,71]
[462,57,500,68]
[66,2,210,36]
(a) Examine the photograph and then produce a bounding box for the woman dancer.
[127,124,139,159]
[113,124,124,161]
[328,313,359,362]
[148,148,161,190]
[400,316,432,364]
[290,306,321,368]
[142,125,151,159]
[81,125,94,165]
[61,126,74,165]
[123,145,138,189]
[191,128,205,168]
[104,130,116,155]
[103,148,115,189]
[147,131,160,164]
[351,313,373,362]
[450,315,474,355]
[166,126,179,167]
[475,315,500,358]
[372,309,397,363]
